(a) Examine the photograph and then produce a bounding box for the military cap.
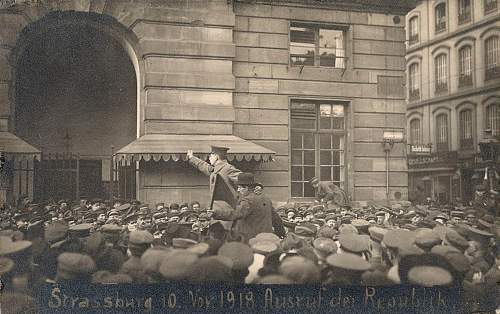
[450,211,465,218]
[431,245,461,256]
[57,253,96,277]
[368,226,388,243]
[68,223,92,238]
[478,215,494,229]
[210,145,230,155]
[186,242,210,256]
[172,238,198,249]
[100,224,122,233]
[256,275,294,284]
[279,255,321,283]
[218,242,254,270]
[444,230,469,251]
[140,247,171,274]
[375,211,386,217]
[468,226,494,243]
[159,250,199,280]
[317,226,338,239]
[313,237,338,255]
[122,213,139,224]
[251,241,278,256]
[44,221,69,243]
[117,203,131,212]
[339,234,369,253]
[128,230,154,245]
[383,229,416,249]
[407,266,452,286]
[338,224,358,235]
[0,257,14,275]
[294,224,317,238]
[415,229,442,250]
[325,214,337,221]
[326,252,371,272]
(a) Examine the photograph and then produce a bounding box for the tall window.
[485,36,499,80]
[435,54,448,93]
[459,110,473,149]
[458,46,472,87]
[485,0,498,13]
[290,23,345,68]
[436,114,449,152]
[409,17,419,45]
[458,0,472,24]
[410,119,421,145]
[435,3,447,33]
[409,63,420,100]
[486,104,500,136]
[290,100,346,197]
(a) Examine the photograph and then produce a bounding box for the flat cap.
[326,252,371,272]
[159,250,199,280]
[351,219,370,231]
[294,224,317,237]
[68,223,92,238]
[431,245,461,256]
[415,229,442,249]
[186,243,210,256]
[0,237,32,256]
[172,238,198,249]
[254,232,281,244]
[338,224,359,235]
[407,266,452,286]
[279,256,320,284]
[383,229,416,249]
[317,226,338,239]
[218,242,254,270]
[445,230,469,251]
[313,237,338,255]
[128,230,154,245]
[339,234,369,253]
[57,253,96,276]
[100,224,122,233]
[140,247,171,274]
[368,226,388,243]
[250,241,278,256]
[44,221,69,243]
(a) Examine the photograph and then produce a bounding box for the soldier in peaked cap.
[308,177,345,205]
[187,145,242,192]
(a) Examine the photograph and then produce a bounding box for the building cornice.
[406,14,500,55]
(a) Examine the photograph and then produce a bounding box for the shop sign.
[408,151,458,169]
[408,144,432,155]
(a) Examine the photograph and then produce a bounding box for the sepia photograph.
[0,0,498,313]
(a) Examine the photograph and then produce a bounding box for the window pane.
[332,135,342,149]
[332,151,341,165]
[320,151,331,165]
[291,102,316,129]
[304,150,315,165]
[320,117,332,129]
[291,118,315,129]
[332,166,341,181]
[291,166,302,181]
[303,133,315,149]
[291,183,302,197]
[291,26,315,44]
[320,166,332,181]
[303,166,315,182]
[319,29,344,68]
[332,117,344,129]
[291,134,302,149]
[304,184,315,197]
[320,134,332,149]
[291,150,303,164]
[290,26,315,66]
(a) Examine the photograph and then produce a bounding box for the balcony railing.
[485,0,498,13]
[460,138,474,150]
[436,142,449,152]
[435,82,448,94]
[409,89,420,101]
[409,34,419,45]
[485,66,500,80]
[458,11,471,25]
[458,74,473,87]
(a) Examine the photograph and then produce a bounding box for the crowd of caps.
[0,193,499,312]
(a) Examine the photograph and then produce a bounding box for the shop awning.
[0,132,41,160]
[114,134,276,163]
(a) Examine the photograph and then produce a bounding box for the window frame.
[435,2,447,34]
[458,109,474,150]
[409,118,421,145]
[458,45,473,87]
[289,22,348,69]
[434,53,448,94]
[408,62,420,101]
[485,0,498,14]
[435,113,449,152]
[458,0,472,25]
[485,36,500,80]
[409,16,419,45]
[289,99,349,199]
[485,103,500,137]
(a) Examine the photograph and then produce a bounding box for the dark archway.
[14,12,138,201]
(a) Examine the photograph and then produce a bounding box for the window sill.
[290,64,346,70]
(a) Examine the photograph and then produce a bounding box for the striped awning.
[0,132,41,160]
[114,134,275,163]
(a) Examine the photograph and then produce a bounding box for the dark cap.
[236,172,254,186]
[218,242,254,270]
[128,230,154,245]
[415,229,442,250]
[279,256,321,284]
[339,234,369,253]
[68,223,92,238]
[159,250,199,280]
[210,145,230,156]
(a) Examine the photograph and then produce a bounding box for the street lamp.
[478,129,500,191]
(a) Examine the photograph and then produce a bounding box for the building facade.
[0,0,414,206]
[405,0,500,203]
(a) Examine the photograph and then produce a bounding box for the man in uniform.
[211,172,273,241]
[187,145,242,192]
[309,177,345,205]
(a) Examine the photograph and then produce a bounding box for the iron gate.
[34,153,80,202]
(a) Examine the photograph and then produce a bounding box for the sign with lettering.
[383,130,404,141]
[408,144,432,155]
[408,151,458,169]
[0,0,15,9]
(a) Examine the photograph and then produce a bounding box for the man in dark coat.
[212,172,273,241]
[309,177,344,204]
[187,145,242,192]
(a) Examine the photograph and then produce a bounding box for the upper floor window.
[290,23,346,69]
[436,113,449,152]
[458,46,473,87]
[410,119,421,145]
[486,103,500,137]
[290,100,346,197]
[435,54,448,93]
[485,0,498,14]
[485,36,500,80]
[409,63,420,100]
[409,16,419,45]
[459,109,474,149]
[435,3,447,33]
[458,0,472,25]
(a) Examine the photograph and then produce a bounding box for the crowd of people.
[0,177,498,312]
